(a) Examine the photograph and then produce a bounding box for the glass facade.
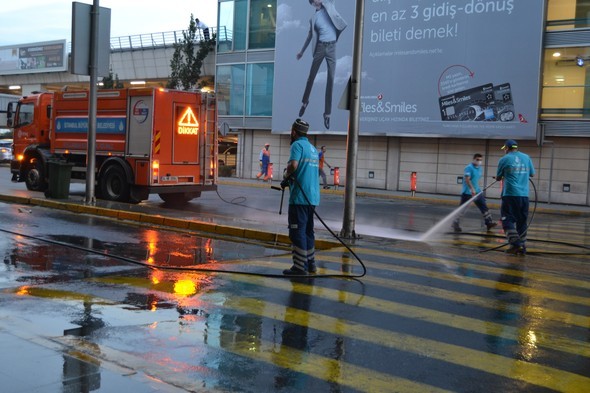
[542,1,590,119]
[547,0,590,29]
[218,0,247,53]
[216,65,245,116]
[217,1,276,117]
[246,63,273,116]
[248,0,276,49]
[542,47,590,118]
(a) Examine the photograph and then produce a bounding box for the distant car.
[218,144,237,168]
[0,128,12,139]
[0,139,12,163]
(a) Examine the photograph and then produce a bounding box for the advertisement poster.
[273,1,356,134]
[273,1,545,139]
[0,40,67,75]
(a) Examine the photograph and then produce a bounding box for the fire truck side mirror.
[47,105,52,119]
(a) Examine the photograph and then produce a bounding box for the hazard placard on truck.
[8,88,217,203]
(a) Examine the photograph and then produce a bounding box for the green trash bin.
[46,160,74,199]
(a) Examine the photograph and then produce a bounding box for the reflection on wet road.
[0,201,589,392]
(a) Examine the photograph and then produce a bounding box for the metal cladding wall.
[240,131,590,206]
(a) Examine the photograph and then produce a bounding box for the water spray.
[420,180,499,242]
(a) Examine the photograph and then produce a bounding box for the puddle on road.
[0,230,287,272]
[0,227,288,298]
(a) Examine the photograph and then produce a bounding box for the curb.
[0,193,339,250]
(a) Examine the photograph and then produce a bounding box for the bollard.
[333,167,340,189]
[410,171,417,196]
[266,163,273,182]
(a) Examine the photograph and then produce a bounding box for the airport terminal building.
[2,1,590,205]
[216,0,590,205]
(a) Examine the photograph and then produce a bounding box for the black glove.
[280,178,290,189]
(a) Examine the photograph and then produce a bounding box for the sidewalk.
[1,176,588,251]
[0,174,588,251]
[218,177,590,217]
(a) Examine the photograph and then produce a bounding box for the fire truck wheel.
[158,192,199,204]
[25,158,48,191]
[100,164,131,202]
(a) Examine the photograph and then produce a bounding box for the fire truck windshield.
[15,103,34,127]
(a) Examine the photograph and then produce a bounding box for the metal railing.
[109,27,218,52]
[546,18,590,29]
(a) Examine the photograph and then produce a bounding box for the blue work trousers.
[501,196,529,246]
[288,204,316,271]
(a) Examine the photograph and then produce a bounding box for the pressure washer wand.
[271,186,285,214]
[482,179,499,193]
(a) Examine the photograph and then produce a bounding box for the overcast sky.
[0,0,218,46]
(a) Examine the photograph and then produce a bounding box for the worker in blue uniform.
[496,139,535,255]
[281,119,320,275]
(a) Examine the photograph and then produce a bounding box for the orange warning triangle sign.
[179,107,199,127]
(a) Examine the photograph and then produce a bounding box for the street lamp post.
[340,0,365,239]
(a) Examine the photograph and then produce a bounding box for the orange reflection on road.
[16,286,30,296]
[174,279,197,296]
[145,230,159,265]
[150,270,164,285]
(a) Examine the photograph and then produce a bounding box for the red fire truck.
[9,88,217,203]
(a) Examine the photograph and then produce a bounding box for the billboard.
[273,0,545,139]
[0,40,67,75]
[273,1,355,134]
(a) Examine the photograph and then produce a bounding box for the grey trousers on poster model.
[301,41,336,116]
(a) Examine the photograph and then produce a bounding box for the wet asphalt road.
[0,165,589,392]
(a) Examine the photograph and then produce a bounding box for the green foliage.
[101,70,123,89]
[168,14,216,91]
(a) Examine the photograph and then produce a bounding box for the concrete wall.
[238,131,590,206]
[111,46,216,81]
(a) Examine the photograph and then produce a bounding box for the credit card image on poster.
[439,83,495,121]
[493,83,515,122]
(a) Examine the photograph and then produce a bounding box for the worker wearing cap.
[281,119,320,275]
[496,139,535,255]
[256,143,271,181]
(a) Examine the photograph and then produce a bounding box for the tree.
[101,70,123,89]
[168,14,216,91]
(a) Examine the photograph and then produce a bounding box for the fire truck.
[8,88,217,204]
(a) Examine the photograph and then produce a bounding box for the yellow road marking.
[216,327,454,393]
[347,246,590,291]
[222,295,590,393]
[327,249,590,307]
[94,275,590,391]
[209,253,590,329]
[227,273,590,359]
